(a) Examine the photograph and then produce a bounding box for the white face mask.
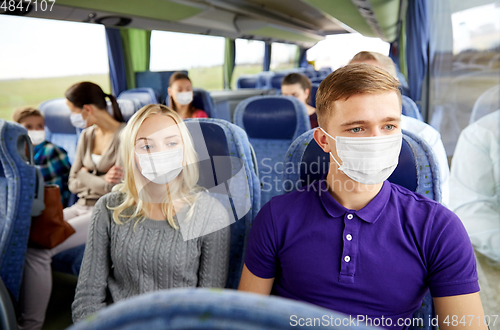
[175,91,193,105]
[136,148,184,184]
[319,127,402,185]
[70,113,88,129]
[28,130,46,146]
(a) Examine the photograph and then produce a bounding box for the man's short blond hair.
[349,51,398,79]
[12,107,44,124]
[316,64,401,127]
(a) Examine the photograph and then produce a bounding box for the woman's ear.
[82,104,93,118]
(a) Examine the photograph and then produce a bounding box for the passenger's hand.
[104,165,123,184]
[80,167,88,173]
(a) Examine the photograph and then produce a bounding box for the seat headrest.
[192,88,213,118]
[38,99,75,134]
[185,121,233,188]
[237,75,259,89]
[236,96,308,140]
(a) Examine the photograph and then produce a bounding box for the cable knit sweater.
[72,190,230,322]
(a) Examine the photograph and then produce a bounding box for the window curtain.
[223,38,236,89]
[406,0,430,103]
[263,43,272,71]
[296,47,308,68]
[105,27,127,96]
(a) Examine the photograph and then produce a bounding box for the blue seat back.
[118,87,158,107]
[69,288,376,330]
[282,129,441,330]
[310,77,324,84]
[192,88,215,118]
[234,95,310,205]
[0,120,37,299]
[270,73,286,90]
[39,98,79,164]
[114,98,139,122]
[402,95,424,121]
[184,119,260,289]
[236,75,260,89]
[310,82,320,108]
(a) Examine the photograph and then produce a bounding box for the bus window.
[0,15,110,120]
[231,39,265,89]
[150,31,224,91]
[307,33,389,70]
[429,1,500,156]
[270,42,297,71]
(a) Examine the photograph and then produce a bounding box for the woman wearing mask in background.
[168,72,208,119]
[281,73,318,128]
[72,104,230,322]
[19,82,126,330]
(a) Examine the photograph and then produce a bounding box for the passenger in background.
[18,82,126,330]
[349,51,450,206]
[168,72,208,119]
[12,106,71,205]
[450,109,500,263]
[72,104,230,322]
[281,73,318,128]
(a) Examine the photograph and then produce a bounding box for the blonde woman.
[72,104,230,322]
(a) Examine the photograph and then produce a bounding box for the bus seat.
[310,77,324,84]
[310,82,320,108]
[192,88,215,118]
[69,288,375,330]
[282,129,442,330]
[0,277,17,330]
[318,67,332,78]
[0,120,38,300]
[270,73,286,90]
[184,119,260,289]
[469,84,499,124]
[258,71,275,89]
[118,87,158,107]
[113,99,139,122]
[402,95,424,121]
[236,75,260,89]
[234,95,310,206]
[39,98,79,164]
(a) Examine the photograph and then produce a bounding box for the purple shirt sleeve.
[244,202,279,279]
[426,205,480,297]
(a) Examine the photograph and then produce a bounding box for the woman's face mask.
[134,115,185,185]
[319,127,402,185]
[136,148,183,184]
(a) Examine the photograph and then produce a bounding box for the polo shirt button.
[347,214,353,220]
[344,256,351,262]
[346,234,352,241]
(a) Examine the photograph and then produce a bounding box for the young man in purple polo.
[239,64,486,329]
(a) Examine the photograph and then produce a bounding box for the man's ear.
[313,127,332,153]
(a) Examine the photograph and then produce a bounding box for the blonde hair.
[109,104,202,228]
[316,63,401,127]
[349,51,398,79]
[12,107,43,123]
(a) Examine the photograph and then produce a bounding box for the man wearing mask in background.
[239,64,486,329]
[349,51,450,207]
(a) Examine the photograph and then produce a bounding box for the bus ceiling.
[2,0,406,47]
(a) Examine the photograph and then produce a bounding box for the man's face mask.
[319,127,402,185]
[136,148,184,185]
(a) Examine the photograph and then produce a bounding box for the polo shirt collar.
[318,178,391,224]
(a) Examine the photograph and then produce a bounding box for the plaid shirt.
[34,141,72,205]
